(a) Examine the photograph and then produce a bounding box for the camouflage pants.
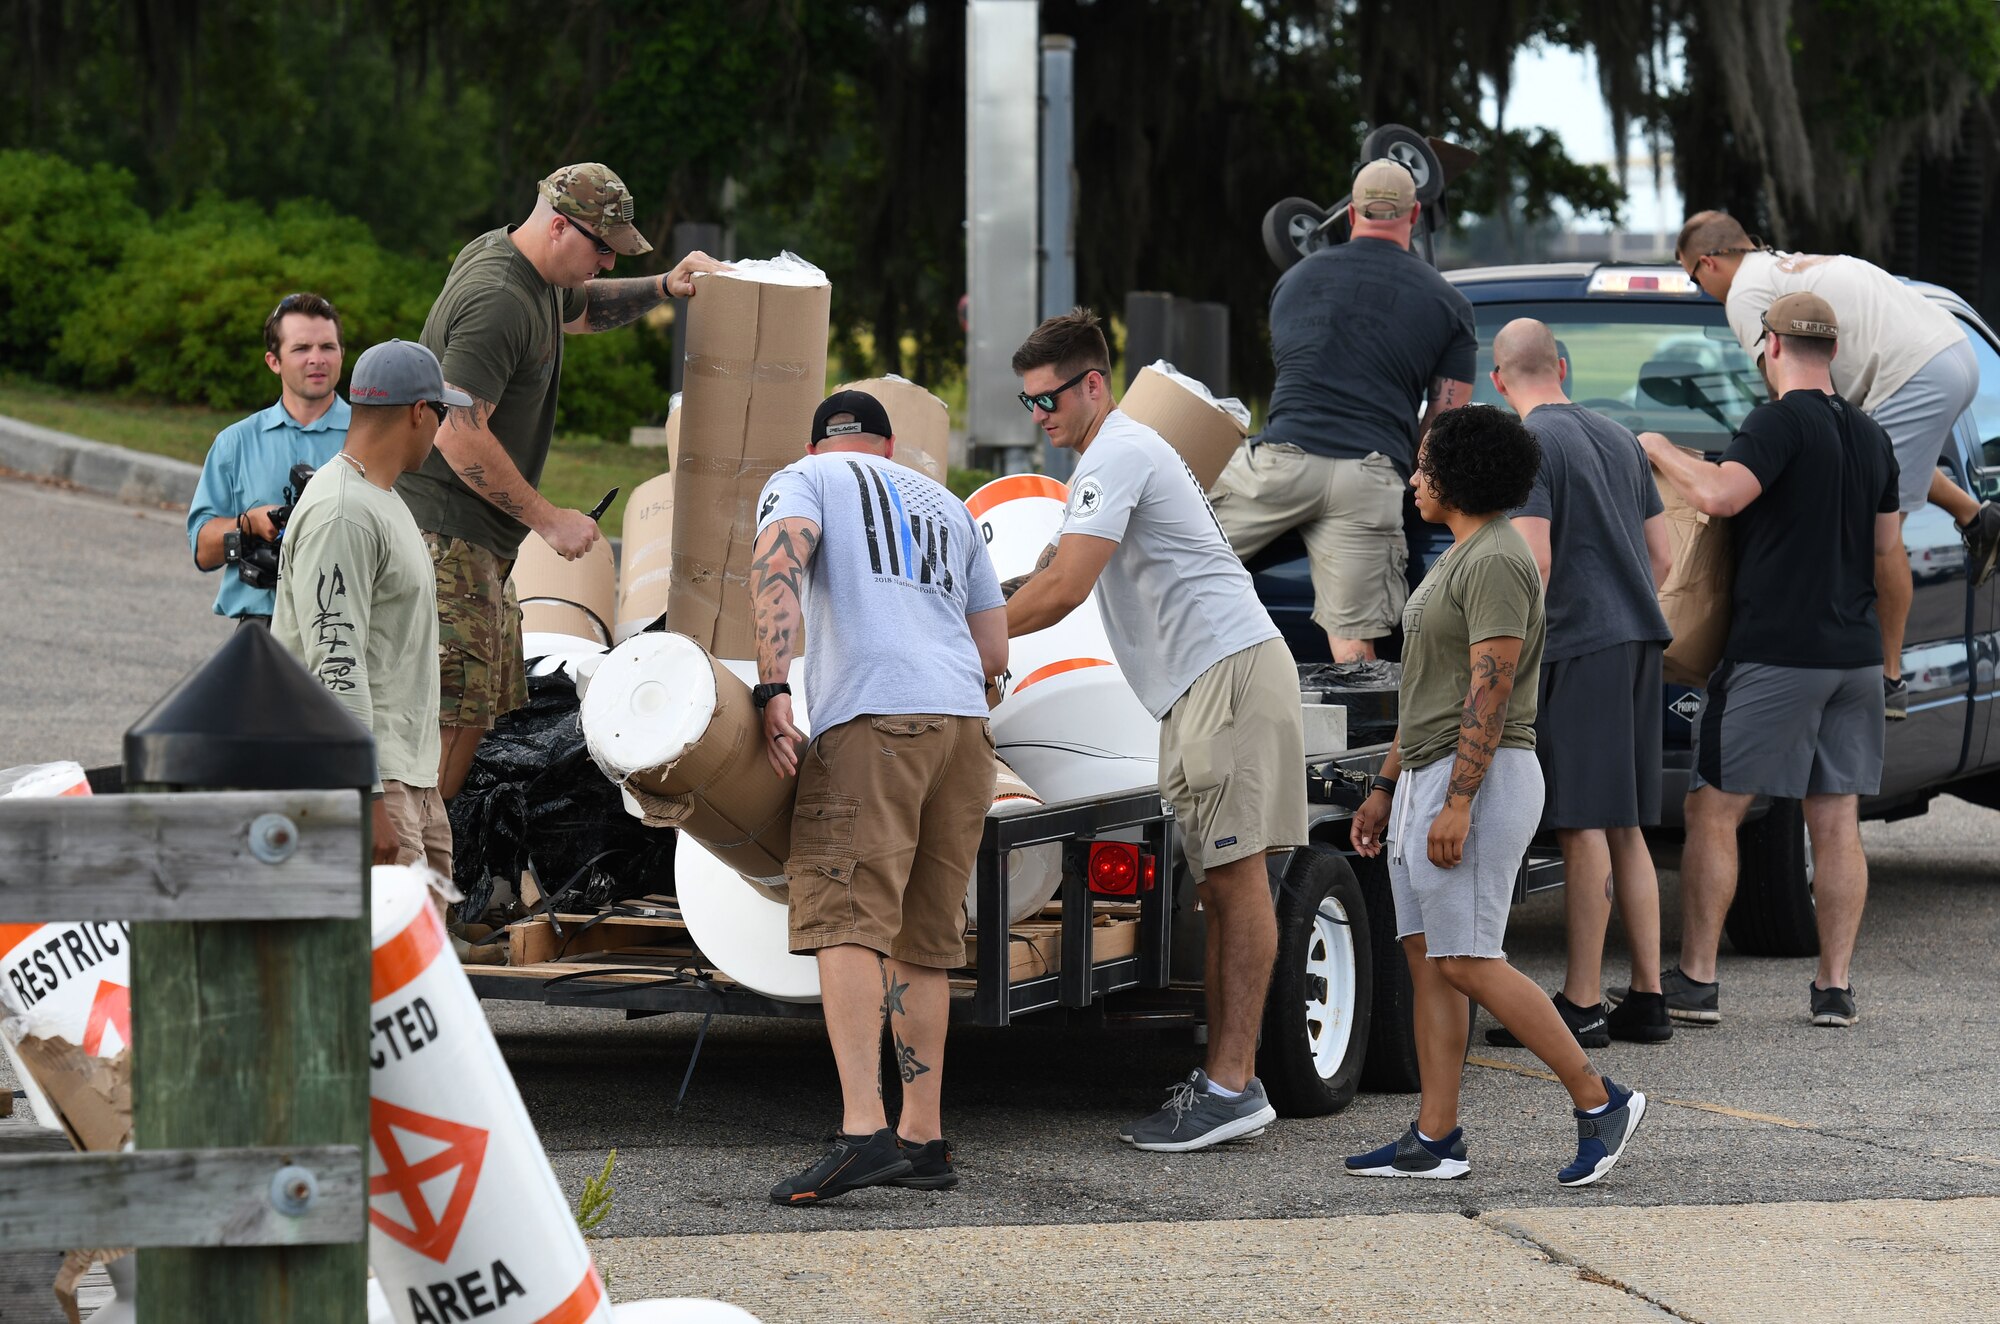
[424,532,527,729]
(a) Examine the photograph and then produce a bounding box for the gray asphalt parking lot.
[4,473,1997,1244]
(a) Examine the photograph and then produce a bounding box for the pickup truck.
[1248,260,2000,960]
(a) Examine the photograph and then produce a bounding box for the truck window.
[1953,318,2000,499]
[1467,303,1766,453]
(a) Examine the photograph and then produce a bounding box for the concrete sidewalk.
[593,1196,2000,1322]
[0,413,200,509]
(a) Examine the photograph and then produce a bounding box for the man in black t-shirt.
[1212,159,1476,662]
[1640,292,1900,1032]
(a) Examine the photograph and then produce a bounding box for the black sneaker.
[1884,675,1909,722]
[1604,989,1673,1043]
[1810,982,1859,1027]
[890,1136,959,1190]
[1960,500,2000,587]
[769,1128,912,1206]
[1484,991,1609,1048]
[1642,966,1719,1025]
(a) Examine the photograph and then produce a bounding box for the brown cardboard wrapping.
[1655,450,1735,688]
[11,1035,131,1154]
[615,470,677,640]
[622,648,796,882]
[668,266,831,659]
[838,375,951,484]
[511,532,616,643]
[1119,365,1250,491]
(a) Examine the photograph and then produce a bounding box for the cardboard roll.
[582,632,798,887]
[616,470,676,642]
[512,532,617,645]
[962,476,1160,801]
[968,760,1063,928]
[368,866,611,1323]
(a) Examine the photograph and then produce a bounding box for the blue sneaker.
[1558,1077,1647,1187]
[1344,1124,1469,1179]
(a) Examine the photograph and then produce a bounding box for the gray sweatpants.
[1387,749,1545,959]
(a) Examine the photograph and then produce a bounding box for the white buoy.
[964,477,1160,802]
[583,633,798,889]
[966,760,1062,927]
[672,835,820,1003]
[0,762,129,1133]
[368,866,611,1324]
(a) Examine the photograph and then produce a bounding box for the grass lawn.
[0,374,674,529]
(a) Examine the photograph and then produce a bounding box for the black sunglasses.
[1018,368,1098,414]
[424,400,448,425]
[566,216,615,257]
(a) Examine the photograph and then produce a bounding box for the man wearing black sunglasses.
[398,162,731,803]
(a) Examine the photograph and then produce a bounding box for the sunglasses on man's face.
[567,217,615,257]
[1018,368,1097,414]
[424,400,449,425]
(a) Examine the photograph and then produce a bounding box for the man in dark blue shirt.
[1212,159,1477,661]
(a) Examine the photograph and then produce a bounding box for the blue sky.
[1498,40,1684,234]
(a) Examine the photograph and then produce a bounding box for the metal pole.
[1039,34,1077,480]
[124,626,375,1322]
[967,0,1042,475]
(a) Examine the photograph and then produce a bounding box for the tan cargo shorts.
[1210,444,1409,640]
[785,714,997,969]
[1160,638,1309,880]
[381,779,454,884]
[424,532,527,729]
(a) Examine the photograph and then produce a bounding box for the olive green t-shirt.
[1396,516,1545,770]
[398,227,589,558]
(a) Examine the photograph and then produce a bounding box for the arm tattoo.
[445,396,493,434]
[442,394,527,516]
[583,276,670,332]
[1419,376,1473,441]
[751,520,820,679]
[1000,541,1060,600]
[1444,644,1518,806]
[458,461,525,518]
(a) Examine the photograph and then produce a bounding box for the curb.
[0,413,201,509]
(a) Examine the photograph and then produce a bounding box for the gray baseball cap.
[348,340,473,408]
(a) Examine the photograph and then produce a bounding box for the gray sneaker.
[1119,1070,1277,1152]
[1650,966,1720,1024]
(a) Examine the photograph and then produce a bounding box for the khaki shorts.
[1211,444,1409,639]
[382,780,454,883]
[424,532,527,729]
[1160,638,1309,879]
[785,714,997,969]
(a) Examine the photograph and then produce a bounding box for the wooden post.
[123,625,377,1322]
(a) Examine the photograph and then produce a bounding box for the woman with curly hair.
[1346,406,1648,1187]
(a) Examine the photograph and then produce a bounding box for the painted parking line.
[1466,1054,1819,1129]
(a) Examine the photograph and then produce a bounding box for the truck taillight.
[1088,842,1155,895]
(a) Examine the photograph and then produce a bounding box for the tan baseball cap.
[539,163,652,257]
[1352,159,1417,220]
[1759,291,1838,343]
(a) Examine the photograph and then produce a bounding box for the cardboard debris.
[1119,363,1251,492]
[837,375,951,484]
[616,470,678,641]
[11,1035,131,1154]
[512,533,617,645]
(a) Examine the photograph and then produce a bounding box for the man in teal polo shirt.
[187,292,350,625]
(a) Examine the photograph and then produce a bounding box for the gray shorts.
[1387,748,1544,959]
[1690,660,1884,798]
[1536,640,1665,831]
[1871,339,1977,514]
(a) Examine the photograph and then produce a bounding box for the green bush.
[0,151,145,374]
[53,194,437,410]
[555,322,673,443]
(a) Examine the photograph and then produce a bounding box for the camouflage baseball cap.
[539,163,652,257]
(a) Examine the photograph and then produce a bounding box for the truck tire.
[1725,798,1819,957]
[1258,848,1373,1116]
[1350,854,1421,1093]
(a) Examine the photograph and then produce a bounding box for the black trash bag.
[1297,659,1402,747]
[448,667,676,921]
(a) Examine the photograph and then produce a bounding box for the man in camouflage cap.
[398,164,728,810]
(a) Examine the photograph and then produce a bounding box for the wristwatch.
[751,682,792,710]
[1368,775,1398,798]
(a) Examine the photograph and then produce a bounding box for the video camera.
[221,463,317,590]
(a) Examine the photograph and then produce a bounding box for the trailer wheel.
[1258,847,1373,1116]
[1262,196,1330,271]
[1725,798,1819,957]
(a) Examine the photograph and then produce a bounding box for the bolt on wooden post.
[124,625,377,1321]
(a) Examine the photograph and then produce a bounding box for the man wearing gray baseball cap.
[275,340,468,879]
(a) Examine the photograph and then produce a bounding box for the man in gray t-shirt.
[1007,309,1305,1155]
[1494,318,1676,1049]
[753,390,1008,1206]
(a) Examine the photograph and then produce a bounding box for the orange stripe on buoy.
[371,905,445,1003]
[535,1268,606,1324]
[1012,657,1115,695]
[58,781,90,796]
[965,474,1068,518]
[0,924,42,956]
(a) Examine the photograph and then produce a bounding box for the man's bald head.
[1492,318,1562,381]
[1674,209,1754,265]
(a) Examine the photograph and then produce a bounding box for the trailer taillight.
[1088,842,1155,895]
